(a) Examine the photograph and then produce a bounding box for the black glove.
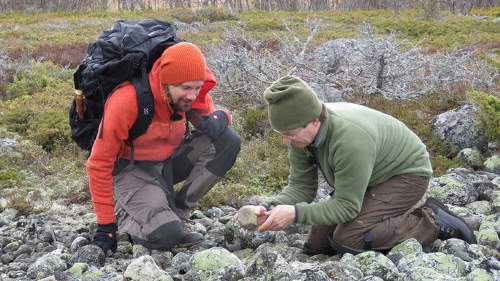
[194,110,229,140]
[92,223,117,255]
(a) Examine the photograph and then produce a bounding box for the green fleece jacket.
[267,102,432,225]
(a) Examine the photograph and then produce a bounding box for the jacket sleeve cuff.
[294,205,299,223]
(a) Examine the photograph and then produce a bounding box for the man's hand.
[194,110,229,140]
[257,205,296,232]
[92,223,117,256]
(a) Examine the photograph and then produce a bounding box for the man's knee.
[132,220,183,250]
[208,128,241,176]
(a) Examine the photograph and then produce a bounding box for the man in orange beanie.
[87,42,240,254]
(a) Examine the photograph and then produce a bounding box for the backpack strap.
[127,62,155,165]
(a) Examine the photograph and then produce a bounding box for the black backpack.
[69,19,181,152]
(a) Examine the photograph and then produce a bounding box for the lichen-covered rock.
[320,261,364,280]
[66,262,105,280]
[484,155,500,174]
[189,247,244,281]
[401,266,455,281]
[132,244,150,258]
[433,104,487,152]
[359,276,384,281]
[288,261,331,280]
[476,217,500,249]
[124,255,172,281]
[69,245,106,267]
[458,148,483,168]
[224,218,274,250]
[465,201,492,215]
[27,249,67,280]
[464,268,495,281]
[438,239,486,263]
[387,238,423,265]
[428,172,478,206]
[244,243,301,280]
[398,252,469,278]
[70,236,89,254]
[355,251,400,280]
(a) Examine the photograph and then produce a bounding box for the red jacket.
[87,59,219,224]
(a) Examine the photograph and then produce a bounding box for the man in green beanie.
[240,76,476,254]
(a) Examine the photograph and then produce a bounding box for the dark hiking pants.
[306,174,439,253]
[112,128,240,250]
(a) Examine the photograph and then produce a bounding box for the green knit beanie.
[264,76,322,131]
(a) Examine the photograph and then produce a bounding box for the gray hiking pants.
[307,174,439,253]
[112,128,240,250]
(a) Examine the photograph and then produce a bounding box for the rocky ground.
[0,160,499,281]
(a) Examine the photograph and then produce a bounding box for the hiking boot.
[303,242,337,256]
[424,197,477,244]
[177,231,203,248]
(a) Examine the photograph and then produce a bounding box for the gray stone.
[464,268,495,281]
[477,216,500,249]
[69,245,106,267]
[190,247,244,281]
[398,252,469,278]
[70,236,89,254]
[132,244,150,258]
[428,172,478,206]
[458,148,483,168]
[355,251,399,280]
[124,255,172,281]
[465,201,492,215]
[320,260,364,280]
[237,206,259,230]
[387,238,423,265]
[401,266,455,281]
[244,243,301,280]
[484,155,500,174]
[27,249,67,280]
[432,104,487,152]
[438,238,485,263]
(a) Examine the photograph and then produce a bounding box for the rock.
[401,266,455,281]
[66,262,105,280]
[237,206,259,230]
[438,238,485,263]
[0,138,20,154]
[355,251,399,280]
[484,155,500,174]
[69,245,106,267]
[151,250,173,270]
[398,252,469,278]
[465,201,492,215]
[27,249,67,280]
[428,171,479,206]
[457,148,483,168]
[432,104,487,152]
[387,238,423,265]
[320,260,364,280]
[169,252,191,275]
[70,236,89,254]
[132,244,150,258]
[476,217,500,249]
[189,247,244,281]
[464,268,495,281]
[244,243,301,280]
[124,255,172,281]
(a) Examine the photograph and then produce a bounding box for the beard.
[172,98,193,112]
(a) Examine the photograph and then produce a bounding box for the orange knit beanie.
[159,42,207,85]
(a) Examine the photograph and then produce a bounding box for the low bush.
[470,91,500,143]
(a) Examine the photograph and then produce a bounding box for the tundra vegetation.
[0,3,498,215]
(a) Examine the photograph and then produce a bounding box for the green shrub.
[242,107,267,137]
[200,130,288,208]
[470,91,500,143]
[4,61,72,100]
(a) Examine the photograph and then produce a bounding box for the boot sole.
[177,239,203,248]
[425,198,477,244]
